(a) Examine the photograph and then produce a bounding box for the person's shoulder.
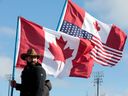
[34,63,45,70]
[36,63,42,67]
[34,63,41,68]
[34,63,46,75]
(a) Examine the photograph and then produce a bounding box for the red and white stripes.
[90,35,123,66]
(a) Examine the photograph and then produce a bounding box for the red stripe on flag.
[91,37,122,58]
[90,54,116,66]
[92,36,122,55]
[92,47,121,61]
[64,0,85,28]
[16,17,45,68]
[91,49,120,64]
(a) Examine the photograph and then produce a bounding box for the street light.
[5,74,12,96]
[93,71,104,96]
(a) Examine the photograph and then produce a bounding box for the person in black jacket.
[11,48,52,96]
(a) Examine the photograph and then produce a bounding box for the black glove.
[45,80,52,91]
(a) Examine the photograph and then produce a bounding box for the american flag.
[59,0,127,66]
[60,20,124,66]
[60,21,93,40]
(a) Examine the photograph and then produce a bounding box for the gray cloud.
[0,26,15,37]
[0,56,23,82]
[0,56,13,79]
[51,78,71,88]
[123,90,128,96]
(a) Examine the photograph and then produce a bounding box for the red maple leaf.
[48,36,74,62]
[93,21,100,31]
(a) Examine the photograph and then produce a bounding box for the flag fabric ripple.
[15,17,94,78]
[59,0,127,66]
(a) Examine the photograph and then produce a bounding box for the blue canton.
[60,21,93,40]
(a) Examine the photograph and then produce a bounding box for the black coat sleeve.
[34,66,46,96]
[15,83,22,91]
[45,80,52,91]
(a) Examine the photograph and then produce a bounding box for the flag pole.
[10,16,20,96]
[56,0,68,31]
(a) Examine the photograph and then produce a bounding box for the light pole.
[6,74,12,96]
[93,71,104,96]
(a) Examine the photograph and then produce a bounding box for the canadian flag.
[15,17,94,78]
[59,0,127,66]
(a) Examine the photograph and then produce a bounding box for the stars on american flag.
[60,21,93,40]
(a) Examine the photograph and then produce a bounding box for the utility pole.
[93,71,104,96]
[6,74,12,96]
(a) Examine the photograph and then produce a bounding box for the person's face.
[26,56,38,65]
